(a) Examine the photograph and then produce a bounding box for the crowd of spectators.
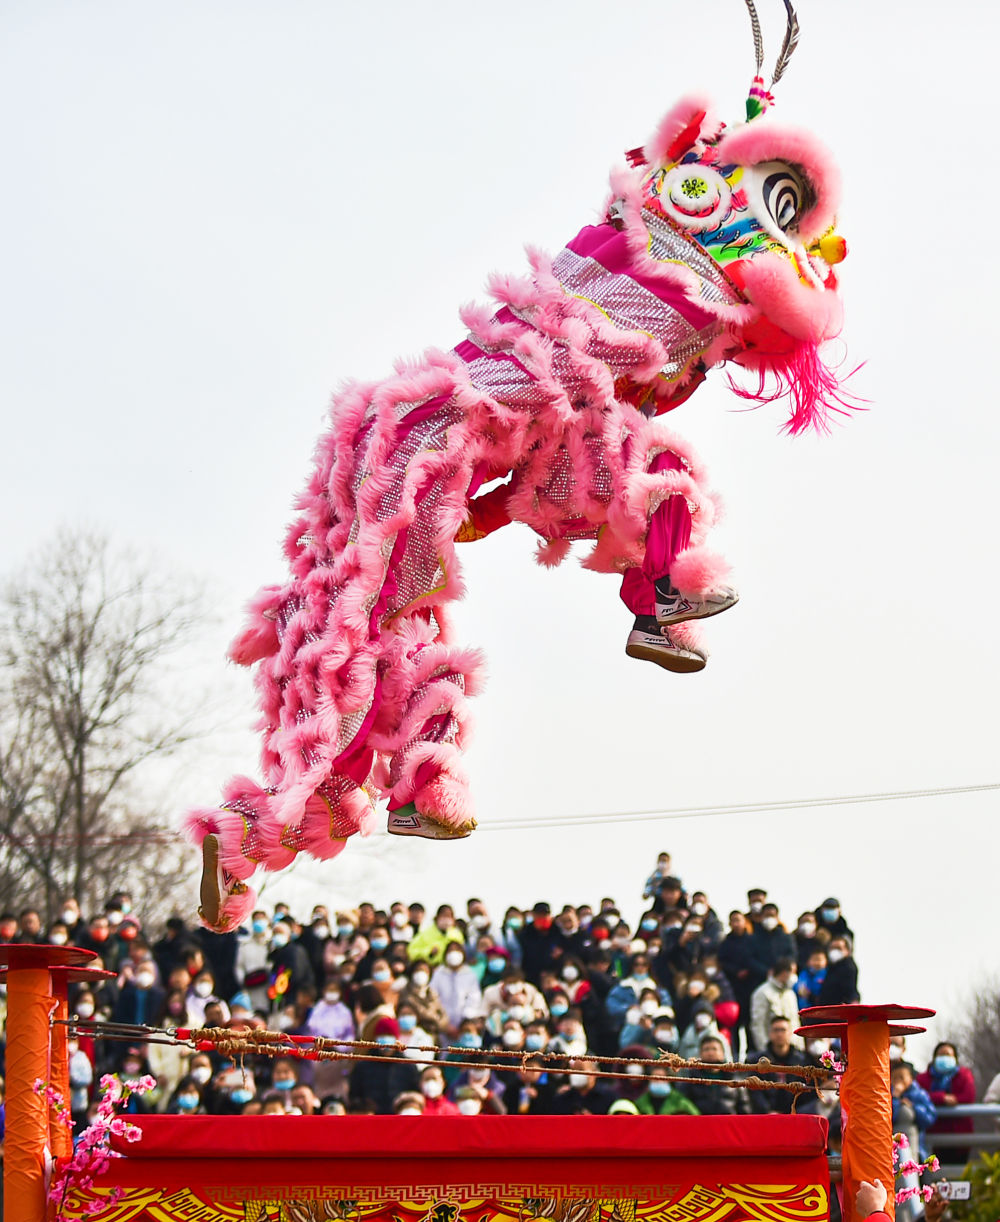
[0,852,973,1158]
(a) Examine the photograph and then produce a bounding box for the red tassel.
[624,146,648,168]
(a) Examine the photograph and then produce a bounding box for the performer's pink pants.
[619,449,692,615]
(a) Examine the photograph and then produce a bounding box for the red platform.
[103,1114,830,1196]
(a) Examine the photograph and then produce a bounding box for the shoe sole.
[198,834,222,928]
[388,823,474,840]
[625,640,706,673]
[656,593,739,627]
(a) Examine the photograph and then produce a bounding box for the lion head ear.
[643,96,723,168]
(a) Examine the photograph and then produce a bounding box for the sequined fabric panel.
[551,246,721,381]
[641,208,744,310]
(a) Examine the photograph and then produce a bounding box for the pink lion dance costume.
[190,0,851,930]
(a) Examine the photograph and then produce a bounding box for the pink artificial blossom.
[39,1070,150,1218]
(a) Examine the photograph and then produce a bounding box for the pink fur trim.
[536,538,572,568]
[228,587,284,666]
[668,618,707,657]
[735,253,843,344]
[413,769,474,830]
[199,886,258,933]
[644,96,723,167]
[714,120,842,242]
[670,546,732,600]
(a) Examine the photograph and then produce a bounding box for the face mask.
[685,925,702,937]
[798,922,816,937]
[194,981,214,999]
[252,919,268,935]
[889,1045,903,1062]
[786,973,799,988]
[488,957,507,974]
[76,1002,95,1019]
[271,935,288,950]
[50,933,68,946]
[821,908,839,923]
[338,924,354,938]
[654,1027,676,1045]
[108,911,123,927]
[61,909,78,925]
[458,1032,482,1049]
[649,1080,672,1097]
[177,1094,199,1111]
[761,917,778,932]
[136,971,155,990]
[599,938,612,951]
[391,912,408,927]
[502,1029,523,1048]
[691,903,708,916]
[640,999,658,1016]
[705,965,718,978]
[806,1041,827,1057]
[688,980,705,996]
[534,916,552,932]
[231,1088,254,1105]
[412,969,430,987]
[550,1002,568,1018]
[750,901,763,914]
[398,1014,417,1032]
[91,928,109,943]
[457,1099,481,1114]
[373,969,392,983]
[323,990,341,1004]
[828,949,845,964]
[568,1074,590,1090]
[445,951,465,968]
[471,914,490,929]
[123,1061,142,1076]
[640,918,659,932]
[191,1066,212,1084]
[526,1033,546,1051]
[422,1079,443,1098]
[370,937,390,951]
[694,1013,711,1031]
[507,917,523,930]
[398,1106,422,1115]
[436,920,454,933]
[562,965,579,982]
[313,925,330,940]
[626,1007,642,1025]
[469,1068,490,1085]
[273,1077,295,1090]
[934,1055,957,1074]
[276,1013,296,1031]
[376,1034,396,1046]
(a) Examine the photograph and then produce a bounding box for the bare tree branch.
[0,529,205,921]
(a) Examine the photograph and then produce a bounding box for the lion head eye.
[752,161,813,235]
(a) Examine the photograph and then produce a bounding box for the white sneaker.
[387,803,475,840]
[655,579,739,626]
[625,620,706,673]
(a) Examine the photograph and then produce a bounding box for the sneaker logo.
[391,814,420,828]
[657,597,692,614]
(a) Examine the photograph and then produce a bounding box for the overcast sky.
[4,1,998,1067]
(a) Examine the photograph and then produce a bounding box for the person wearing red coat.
[916,1040,976,1164]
